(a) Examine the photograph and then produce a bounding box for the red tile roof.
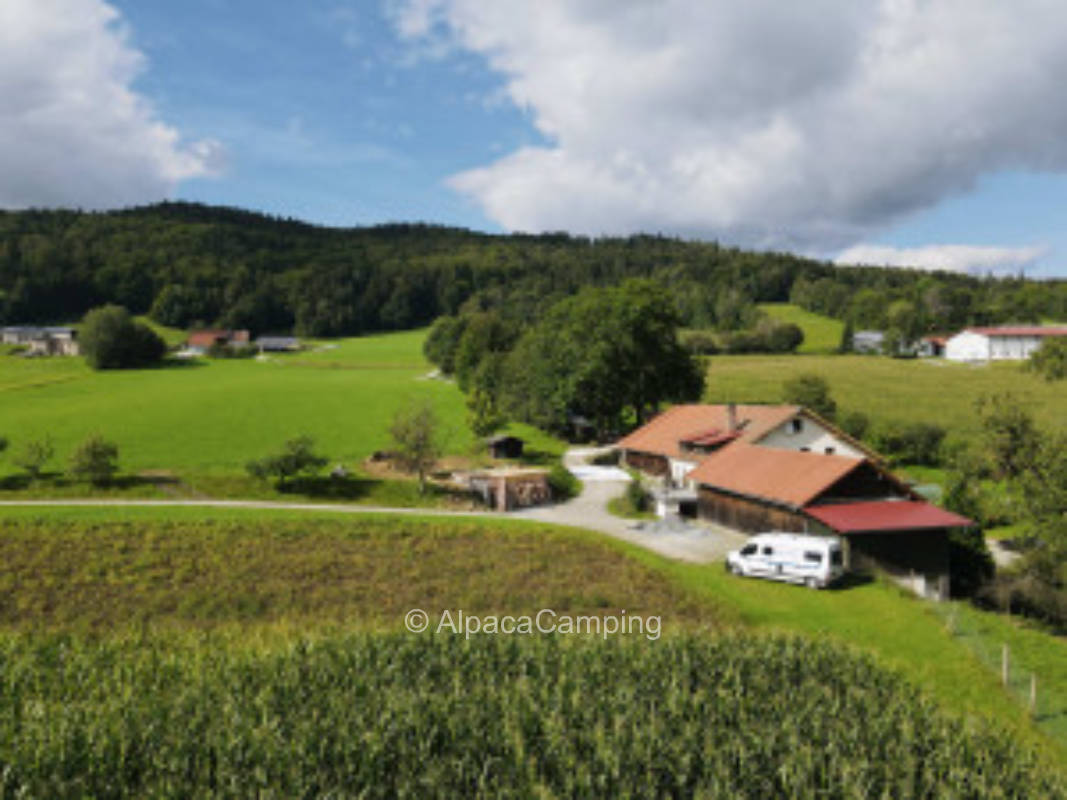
[805,501,972,533]
[966,327,1067,338]
[687,443,864,508]
[616,404,798,460]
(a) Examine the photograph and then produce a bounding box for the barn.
[617,403,971,599]
[944,326,1067,361]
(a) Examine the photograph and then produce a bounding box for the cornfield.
[0,631,1063,798]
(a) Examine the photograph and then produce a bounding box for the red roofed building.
[945,325,1067,361]
[186,329,251,352]
[616,403,970,598]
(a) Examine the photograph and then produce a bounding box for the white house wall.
[668,458,699,487]
[758,417,865,458]
[945,331,990,362]
[989,335,1043,360]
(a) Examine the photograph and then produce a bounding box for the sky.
[4,0,1067,277]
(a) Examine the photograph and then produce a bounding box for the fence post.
[1030,673,1038,716]
[1002,643,1009,687]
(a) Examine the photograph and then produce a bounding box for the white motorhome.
[725,532,845,589]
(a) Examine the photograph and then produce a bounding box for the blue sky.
[112,0,523,231]
[5,0,1067,277]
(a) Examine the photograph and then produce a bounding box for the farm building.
[1,326,79,356]
[852,330,884,354]
[487,434,524,459]
[467,468,550,511]
[944,326,1067,362]
[617,404,970,599]
[255,336,301,352]
[186,329,251,353]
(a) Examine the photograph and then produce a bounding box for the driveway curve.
[0,448,745,565]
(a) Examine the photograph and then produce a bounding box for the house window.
[791,419,803,434]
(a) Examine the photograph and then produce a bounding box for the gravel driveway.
[510,447,746,564]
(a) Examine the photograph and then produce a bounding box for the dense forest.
[1,201,1064,337]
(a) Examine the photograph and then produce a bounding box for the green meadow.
[0,329,562,501]
[758,302,845,353]
[703,352,1067,445]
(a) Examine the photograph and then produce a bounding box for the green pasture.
[758,302,845,353]
[0,329,562,500]
[703,353,1067,444]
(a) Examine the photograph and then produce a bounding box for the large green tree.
[503,280,704,437]
[79,305,166,370]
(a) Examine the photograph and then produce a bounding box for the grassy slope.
[758,302,844,353]
[0,504,1061,759]
[703,353,1067,444]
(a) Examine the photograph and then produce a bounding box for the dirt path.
[0,448,744,565]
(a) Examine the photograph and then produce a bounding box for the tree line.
[1,202,1064,340]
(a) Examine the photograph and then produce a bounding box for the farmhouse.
[944,325,1067,362]
[1,326,79,356]
[617,404,970,598]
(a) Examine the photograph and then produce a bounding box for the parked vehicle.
[725,532,845,589]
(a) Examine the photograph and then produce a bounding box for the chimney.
[727,402,738,433]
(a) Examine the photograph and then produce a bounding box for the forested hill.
[0,201,1063,336]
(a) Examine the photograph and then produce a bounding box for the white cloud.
[0,0,221,209]
[393,0,1067,251]
[834,243,1047,275]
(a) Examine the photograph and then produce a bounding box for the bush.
[69,435,119,485]
[1027,336,1067,381]
[246,436,329,487]
[547,463,580,500]
[80,305,166,369]
[680,331,720,355]
[781,373,836,420]
[625,479,650,512]
[838,410,870,441]
[14,437,54,479]
[873,421,946,466]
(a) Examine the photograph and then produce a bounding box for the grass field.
[703,352,1067,444]
[758,302,845,353]
[0,329,564,502]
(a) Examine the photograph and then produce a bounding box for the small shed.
[487,434,524,459]
[468,468,551,511]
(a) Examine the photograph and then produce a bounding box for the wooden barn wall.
[821,462,910,501]
[847,530,949,581]
[624,450,669,477]
[697,486,809,533]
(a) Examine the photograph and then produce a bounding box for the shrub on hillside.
[69,435,119,485]
[547,463,580,500]
[873,421,947,466]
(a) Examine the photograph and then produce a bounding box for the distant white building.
[852,330,884,354]
[944,326,1067,362]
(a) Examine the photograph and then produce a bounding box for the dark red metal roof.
[804,501,972,533]
[967,326,1067,337]
[681,427,741,447]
